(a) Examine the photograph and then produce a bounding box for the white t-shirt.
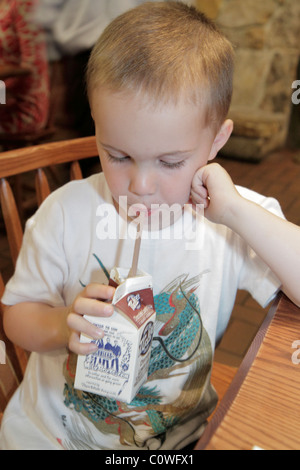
[0,173,282,450]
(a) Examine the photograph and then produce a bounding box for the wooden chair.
[0,136,99,423]
[0,136,237,429]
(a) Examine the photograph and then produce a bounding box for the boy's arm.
[2,284,115,354]
[191,163,300,307]
[225,198,300,307]
[2,302,71,353]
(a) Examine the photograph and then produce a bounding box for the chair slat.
[0,178,23,266]
[0,271,4,296]
[70,161,83,180]
[0,136,98,178]
[35,168,51,206]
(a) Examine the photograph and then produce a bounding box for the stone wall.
[196,0,300,160]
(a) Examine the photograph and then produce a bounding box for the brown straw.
[128,213,144,278]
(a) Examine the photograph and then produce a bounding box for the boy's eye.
[106,152,185,169]
[107,153,130,163]
[160,160,185,169]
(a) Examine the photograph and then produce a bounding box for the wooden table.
[196,294,300,450]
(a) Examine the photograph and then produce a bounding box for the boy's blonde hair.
[86,1,234,129]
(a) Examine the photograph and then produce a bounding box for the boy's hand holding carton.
[74,215,156,403]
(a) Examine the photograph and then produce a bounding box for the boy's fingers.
[68,330,99,356]
[67,283,115,354]
[72,283,115,316]
[72,296,114,317]
[82,283,115,300]
[67,312,104,339]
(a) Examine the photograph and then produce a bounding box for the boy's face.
[92,88,232,227]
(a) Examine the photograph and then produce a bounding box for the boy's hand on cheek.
[66,284,115,356]
[191,163,240,225]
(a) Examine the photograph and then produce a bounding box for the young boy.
[1,1,300,450]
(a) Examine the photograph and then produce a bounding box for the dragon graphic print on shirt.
[62,256,217,449]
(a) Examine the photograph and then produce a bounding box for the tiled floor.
[0,145,300,373]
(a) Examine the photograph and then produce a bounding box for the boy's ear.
[208,119,233,161]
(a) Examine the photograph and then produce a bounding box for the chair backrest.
[0,136,98,412]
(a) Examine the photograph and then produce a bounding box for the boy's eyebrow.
[100,142,194,158]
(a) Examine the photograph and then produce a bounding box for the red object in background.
[0,0,50,134]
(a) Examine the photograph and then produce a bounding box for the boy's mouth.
[129,202,184,230]
[129,203,159,218]
[115,197,185,229]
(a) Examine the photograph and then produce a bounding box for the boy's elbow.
[282,289,300,309]
[292,298,300,309]
[289,297,300,309]
[2,303,16,342]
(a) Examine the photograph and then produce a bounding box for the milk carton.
[74,267,156,403]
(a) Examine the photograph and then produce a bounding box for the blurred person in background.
[34,0,168,138]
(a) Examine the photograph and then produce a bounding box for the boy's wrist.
[60,305,73,350]
[221,194,250,233]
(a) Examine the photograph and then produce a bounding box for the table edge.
[195,293,281,450]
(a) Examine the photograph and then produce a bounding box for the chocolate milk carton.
[74,267,156,403]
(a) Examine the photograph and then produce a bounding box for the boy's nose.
[128,167,156,197]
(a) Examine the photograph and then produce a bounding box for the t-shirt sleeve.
[236,187,284,308]
[2,194,68,307]
[238,251,281,308]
